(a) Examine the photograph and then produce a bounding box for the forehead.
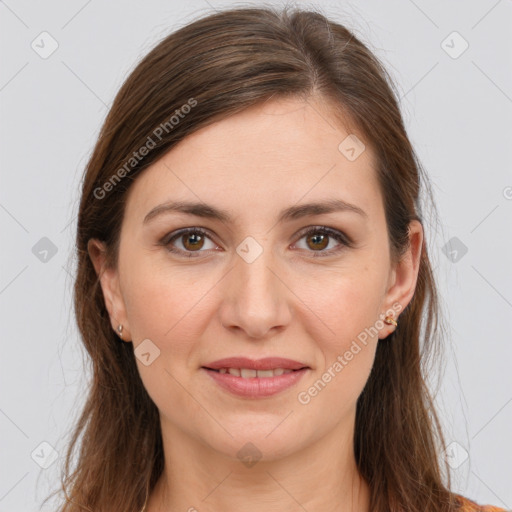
[124,96,382,224]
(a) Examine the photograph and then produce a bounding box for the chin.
[198,421,305,464]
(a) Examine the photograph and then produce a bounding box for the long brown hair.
[46,5,458,511]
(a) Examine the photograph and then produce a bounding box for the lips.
[201,357,310,398]
[203,356,309,372]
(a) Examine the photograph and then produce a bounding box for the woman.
[47,6,506,512]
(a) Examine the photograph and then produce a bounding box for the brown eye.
[163,227,218,257]
[305,232,329,251]
[294,226,351,257]
[181,232,205,251]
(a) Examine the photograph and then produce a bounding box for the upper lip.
[203,357,309,371]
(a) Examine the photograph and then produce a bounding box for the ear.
[87,238,131,342]
[379,220,423,339]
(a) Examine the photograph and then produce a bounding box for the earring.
[384,316,398,327]
[117,324,123,339]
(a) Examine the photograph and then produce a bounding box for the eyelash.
[159,226,353,259]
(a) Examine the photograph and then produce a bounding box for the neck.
[146,416,371,512]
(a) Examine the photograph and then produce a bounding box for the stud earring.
[383,316,398,327]
[117,324,123,339]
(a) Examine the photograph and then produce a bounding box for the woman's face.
[91,96,422,462]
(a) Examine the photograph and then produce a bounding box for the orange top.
[455,494,508,511]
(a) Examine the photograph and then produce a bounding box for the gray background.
[1,0,511,510]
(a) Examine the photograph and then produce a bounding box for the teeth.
[256,370,274,378]
[218,368,295,378]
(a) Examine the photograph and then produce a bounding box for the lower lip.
[202,368,309,398]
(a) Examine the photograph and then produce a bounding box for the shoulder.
[453,494,509,512]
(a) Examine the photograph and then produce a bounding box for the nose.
[218,243,292,339]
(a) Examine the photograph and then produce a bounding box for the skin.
[89,96,423,512]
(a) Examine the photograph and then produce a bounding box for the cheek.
[120,255,224,387]
[121,248,210,338]
[120,262,216,420]
[291,262,385,402]
[294,276,380,419]
[297,259,386,345]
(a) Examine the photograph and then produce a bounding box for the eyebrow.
[143,198,368,225]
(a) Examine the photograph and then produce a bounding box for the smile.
[211,368,298,377]
[202,366,309,398]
